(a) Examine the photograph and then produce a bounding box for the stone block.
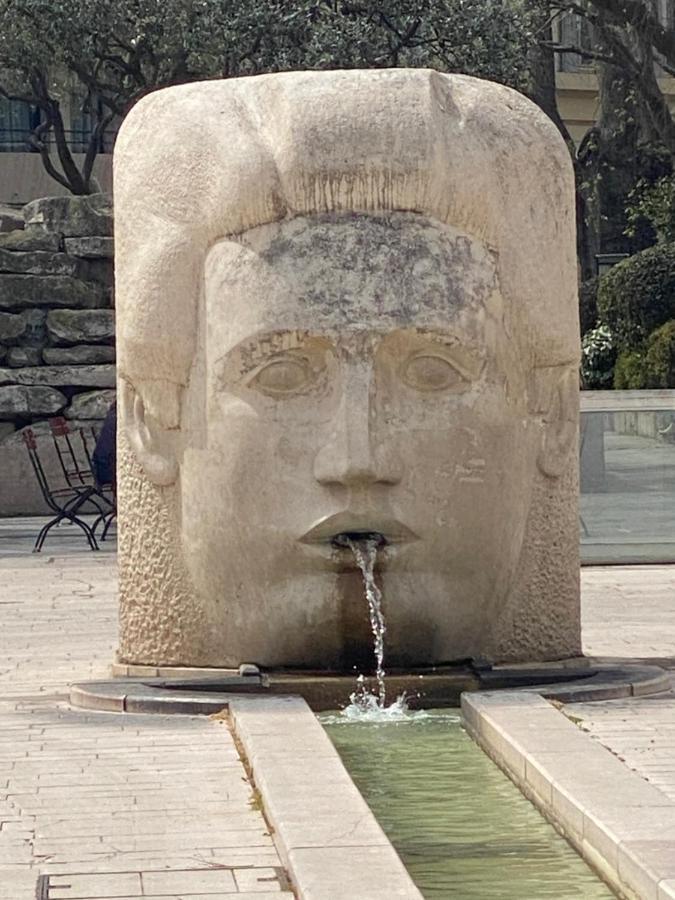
[66,388,116,419]
[17,308,48,346]
[287,846,423,900]
[0,364,115,388]
[0,248,80,276]
[6,347,41,367]
[0,205,24,233]
[0,273,107,310]
[47,308,115,345]
[0,227,62,252]
[0,384,66,418]
[0,310,28,345]
[43,344,115,365]
[65,236,114,258]
[23,192,113,236]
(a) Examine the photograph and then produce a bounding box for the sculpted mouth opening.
[331,531,387,549]
[300,513,418,547]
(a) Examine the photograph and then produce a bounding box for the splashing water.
[347,536,387,707]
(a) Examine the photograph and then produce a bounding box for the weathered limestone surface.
[0,205,24,233]
[0,248,80,277]
[0,194,115,513]
[0,364,115,388]
[0,311,31,345]
[6,347,40,367]
[47,308,115,345]
[66,388,116,419]
[65,236,114,258]
[23,192,113,236]
[116,69,580,667]
[43,344,115,365]
[0,228,61,252]
[0,274,107,310]
[0,384,66,417]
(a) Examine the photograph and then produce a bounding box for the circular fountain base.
[71,659,671,714]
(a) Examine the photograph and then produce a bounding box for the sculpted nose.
[313,365,402,487]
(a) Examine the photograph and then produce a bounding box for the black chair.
[22,418,115,552]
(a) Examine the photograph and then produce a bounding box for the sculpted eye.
[401,354,465,392]
[249,358,312,396]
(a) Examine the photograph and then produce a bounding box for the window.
[0,98,39,152]
[557,11,596,73]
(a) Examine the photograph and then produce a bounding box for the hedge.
[613,319,675,389]
[598,242,675,350]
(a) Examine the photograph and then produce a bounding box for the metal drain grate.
[35,866,291,898]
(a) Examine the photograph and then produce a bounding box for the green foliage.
[597,242,675,350]
[613,320,675,389]
[579,276,599,336]
[0,0,536,192]
[626,174,675,244]
[581,324,616,389]
[613,348,646,389]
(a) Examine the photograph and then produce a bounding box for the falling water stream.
[345,535,390,711]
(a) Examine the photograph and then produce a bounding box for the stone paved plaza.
[0,520,292,899]
[2,518,675,898]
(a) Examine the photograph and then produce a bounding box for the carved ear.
[538,368,578,479]
[119,379,178,486]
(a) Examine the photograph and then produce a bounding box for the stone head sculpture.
[115,69,581,669]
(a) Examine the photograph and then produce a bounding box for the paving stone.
[142,868,237,893]
[0,527,291,896]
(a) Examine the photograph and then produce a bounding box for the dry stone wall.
[0,193,115,515]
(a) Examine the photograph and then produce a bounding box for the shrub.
[579,277,599,337]
[612,320,675,389]
[581,324,617,389]
[613,349,647,389]
[597,242,675,350]
[626,174,675,244]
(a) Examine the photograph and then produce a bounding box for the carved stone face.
[176,213,542,668]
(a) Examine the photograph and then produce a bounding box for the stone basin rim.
[70,662,671,714]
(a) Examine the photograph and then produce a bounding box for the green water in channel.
[322,709,614,899]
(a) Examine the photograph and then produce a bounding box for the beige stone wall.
[0,153,112,207]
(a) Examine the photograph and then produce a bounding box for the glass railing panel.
[580,390,675,564]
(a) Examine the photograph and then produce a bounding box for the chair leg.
[101,512,117,541]
[33,514,63,552]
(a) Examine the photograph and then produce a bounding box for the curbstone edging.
[462,691,675,900]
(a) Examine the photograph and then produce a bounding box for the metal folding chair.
[22,418,115,552]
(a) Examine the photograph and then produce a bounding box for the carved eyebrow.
[389,327,486,381]
[213,330,331,382]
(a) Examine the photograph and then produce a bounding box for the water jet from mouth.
[340,535,388,708]
[332,531,387,549]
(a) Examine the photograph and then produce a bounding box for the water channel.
[322,709,615,899]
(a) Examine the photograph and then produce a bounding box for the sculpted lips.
[300,512,418,545]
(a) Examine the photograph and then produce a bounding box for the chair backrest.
[48,417,99,490]
[22,419,101,508]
